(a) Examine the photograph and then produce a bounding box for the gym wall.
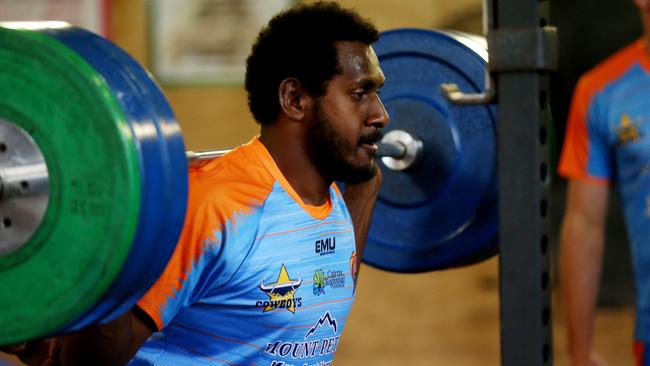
[108,0,482,151]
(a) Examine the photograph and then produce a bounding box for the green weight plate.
[0,26,140,344]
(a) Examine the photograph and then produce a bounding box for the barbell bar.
[0,134,416,203]
[0,23,497,344]
[185,134,420,168]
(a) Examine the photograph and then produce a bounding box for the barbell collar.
[380,130,423,171]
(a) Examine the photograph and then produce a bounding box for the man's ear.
[278,78,312,121]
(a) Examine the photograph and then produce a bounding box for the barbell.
[0,23,496,344]
[185,136,421,168]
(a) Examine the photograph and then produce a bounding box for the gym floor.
[0,257,636,365]
[337,258,636,365]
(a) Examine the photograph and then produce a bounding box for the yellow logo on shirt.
[616,114,640,144]
[257,264,303,313]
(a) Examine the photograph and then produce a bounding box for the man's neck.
[259,127,331,206]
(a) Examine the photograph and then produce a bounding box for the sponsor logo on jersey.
[304,311,338,339]
[617,114,641,144]
[315,236,336,256]
[312,269,345,296]
[350,252,358,293]
[257,264,302,313]
[265,312,340,361]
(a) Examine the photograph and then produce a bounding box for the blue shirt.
[560,39,650,340]
[131,138,358,365]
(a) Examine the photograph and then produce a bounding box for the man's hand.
[0,337,61,366]
[0,307,154,366]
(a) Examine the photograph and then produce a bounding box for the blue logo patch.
[312,268,345,296]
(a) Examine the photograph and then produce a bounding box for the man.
[6,2,388,365]
[559,0,650,365]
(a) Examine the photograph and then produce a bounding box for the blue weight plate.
[86,30,188,326]
[64,33,187,328]
[365,28,498,273]
[44,27,188,330]
[87,30,188,326]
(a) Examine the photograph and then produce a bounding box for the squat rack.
[495,0,555,364]
[445,0,556,364]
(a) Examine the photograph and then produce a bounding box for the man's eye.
[353,91,366,99]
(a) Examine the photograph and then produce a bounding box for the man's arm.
[560,179,609,366]
[342,168,383,267]
[3,307,154,366]
[59,307,155,366]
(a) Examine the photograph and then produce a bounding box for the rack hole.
[539,91,548,109]
[2,217,12,228]
[539,127,547,146]
[543,343,550,362]
[542,271,549,290]
[542,307,550,326]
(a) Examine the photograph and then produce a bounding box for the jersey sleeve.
[558,75,612,183]
[136,173,266,330]
[135,193,228,330]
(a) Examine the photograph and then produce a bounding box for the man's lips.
[359,142,379,154]
[357,129,382,156]
[359,129,382,148]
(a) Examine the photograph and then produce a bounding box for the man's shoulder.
[187,142,276,214]
[579,40,644,95]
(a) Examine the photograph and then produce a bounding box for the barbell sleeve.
[0,163,49,202]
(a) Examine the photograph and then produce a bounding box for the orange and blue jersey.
[129,137,358,365]
[559,39,650,342]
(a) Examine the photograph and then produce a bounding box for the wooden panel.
[163,87,258,150]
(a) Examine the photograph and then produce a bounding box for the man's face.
[306,41,389,183]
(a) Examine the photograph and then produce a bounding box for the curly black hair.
[245,1,379,125]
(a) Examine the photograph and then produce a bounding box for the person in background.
[559,0,650,365]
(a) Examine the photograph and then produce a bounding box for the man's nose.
[368,95,389,128]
